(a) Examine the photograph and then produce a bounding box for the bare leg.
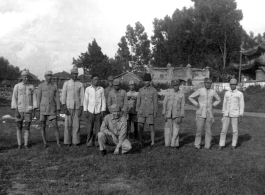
[51,119,60,146]
[41,121,47,147]
[149,124,155,146]
[16,122,23,149]
[24,122,31,147]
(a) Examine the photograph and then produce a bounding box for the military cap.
[171,79,180,86]
[230,78,237,84]
[45,70,53,76]
[129,80,134,85]
[21,70,30,76]
[143,73,152,81]
[110,104,121,112]
[113,79,120,85]
[107,76,114,81]
[204,78,212,83]
[71,67,78,74]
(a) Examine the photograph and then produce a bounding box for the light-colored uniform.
[189,88,221,148]
[11,82,37,121]
[219,89,244,147]
[162,89,185,147]
[37,81,60,121]
[108,89,127,114]
[61,79,84,145]
[136,86,158,125]
[98,114,132,154]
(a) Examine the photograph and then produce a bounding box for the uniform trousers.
[64,109,80,145]
[219,117,238,147]
[98,132,132,154]
[164,118,180,147]
[195,112,213,148]
[86,112,101,145]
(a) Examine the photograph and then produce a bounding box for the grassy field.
[0,105,265,195]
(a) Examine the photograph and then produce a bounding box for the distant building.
[114,71,142,85]
[232,44,265,81]
[147,63,210,86]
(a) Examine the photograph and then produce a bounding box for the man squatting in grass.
[108,78,128,117]
[83,74,106,147]
[36,71,61,148]
[104,76,114,115]
[11,70,37,149]
[162,79,185,148]
[136,73,158,146]
[98,104,132,156]
[126,80,138,139]
[219,78,245,150]
[188,78,221,150]
[61,67,84,147]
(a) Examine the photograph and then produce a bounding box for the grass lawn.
[0,105,265,195]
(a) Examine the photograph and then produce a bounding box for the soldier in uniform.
[188,78,221,150]
[162,80,185,148]
[219,78,245,150]
[136,73,158,146]
[108,79,127,116]
[61,67,84,146]
[104,76,114,114]
[98,104,132,156]
[83,74,106,147]
[36,71,61,148]
[127,80,138,139]
[11,70,37,149]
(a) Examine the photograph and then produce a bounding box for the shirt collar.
[144,86,151,90]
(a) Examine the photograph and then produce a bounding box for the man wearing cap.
[11,70,37,149]
[219,79,244,150]
[98,104,132,156]
[127,80,138,138]
[83,73,106,147]
[162,80,185,148]
[104,76,114,114]
[189,78,221,149]
[61,67,84,146]
[36,70,61,147]
[136,73,158,146]
[108,79,127,116]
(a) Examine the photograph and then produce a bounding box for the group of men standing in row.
[11,67,244,155]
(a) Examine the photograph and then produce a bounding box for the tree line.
[73,0,265,82]
[0,57,20,82]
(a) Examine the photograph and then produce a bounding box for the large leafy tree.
[125,22,151,70]
[0,57,20,82]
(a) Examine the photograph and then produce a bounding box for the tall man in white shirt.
[61,67,84,146]
[83,74,106,147]
[189,78,221,149]
[219,78,244,150]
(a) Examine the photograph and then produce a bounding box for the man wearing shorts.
[36,71,61,148]
[136,73,158,146]
[11,70,37,149]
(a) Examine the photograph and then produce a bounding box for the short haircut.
[91,74,100,79]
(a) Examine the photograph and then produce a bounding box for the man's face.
[45,75,52,83]
[230,84,237,90]
[112,110,121,119]
[108,80,113,87]
[22,75,29,84]
[129,84,134,91]
[72,73,78,80]
[92,76,99,86]
[204,82,212,90]
[173,84,180,92]
[114,84,120,91]
[144,81,150,87]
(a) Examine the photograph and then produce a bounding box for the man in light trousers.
[162,80,185,148]
[98,104,132,156]
[219,78,244,150]
[11,70,37,149]
[61,67,84,146]
[189,78,221,149]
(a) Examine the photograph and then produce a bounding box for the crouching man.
[98,104,132,156]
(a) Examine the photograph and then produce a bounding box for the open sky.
[0,0,265,80]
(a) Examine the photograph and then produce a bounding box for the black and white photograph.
[0,0,265,194]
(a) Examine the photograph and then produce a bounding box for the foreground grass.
[0,106,265,195]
